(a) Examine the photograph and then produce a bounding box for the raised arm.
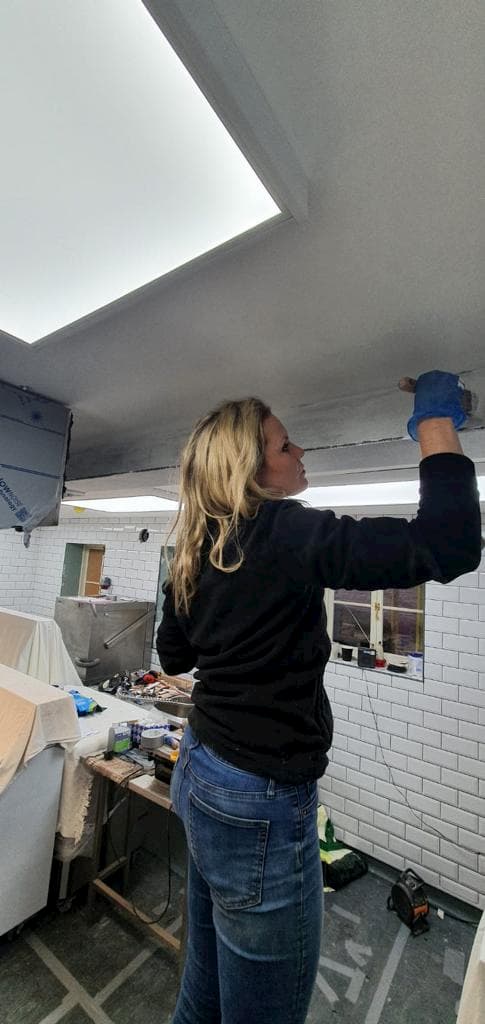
[417,418,463,457]
[268,371,481,591]
[408,369,468,455]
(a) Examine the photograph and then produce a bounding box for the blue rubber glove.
[69,689,97,715]
[407,370,468,441]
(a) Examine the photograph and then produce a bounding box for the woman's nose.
[292,443,305,458]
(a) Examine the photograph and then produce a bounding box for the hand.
[407,370,468,441]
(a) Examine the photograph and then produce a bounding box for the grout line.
[443,947,466,986]
[95,910,182,1005]
[166,913,183,935]
[329,904,361,925]
[315,971,339,1005]
[95,949,153,1005]
[36,994,77,1024]
[25,933,115,1024]
[364,923,409,1024]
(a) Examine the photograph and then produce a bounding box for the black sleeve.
[156,582,197,676]
[268,453,481,591]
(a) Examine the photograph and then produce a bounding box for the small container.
[341,647,353,662]
[357,647,377,669]
[140,725,169,751]
[374,642,386,669]
[408,652,423,676]
[107,722,132,754]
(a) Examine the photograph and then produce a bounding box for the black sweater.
[156,453,481,782]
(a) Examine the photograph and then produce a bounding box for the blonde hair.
[166,398,277,614]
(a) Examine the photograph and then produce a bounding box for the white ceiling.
[1,0,483,491]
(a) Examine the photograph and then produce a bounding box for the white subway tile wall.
[323,539,485,909]
[0,509,484,906]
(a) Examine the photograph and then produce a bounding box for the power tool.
[387,868,430,936]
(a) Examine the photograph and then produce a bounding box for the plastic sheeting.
[0,379,71,532]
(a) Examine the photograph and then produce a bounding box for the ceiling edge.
[142,0,309,221]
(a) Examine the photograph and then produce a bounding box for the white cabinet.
[0,745,64,935]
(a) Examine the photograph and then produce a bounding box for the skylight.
[1,0,280,344]
[298,481,421,507]
[298,477,485,507]
[62,496,179,513]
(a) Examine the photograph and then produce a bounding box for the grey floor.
[0,855,479,1024]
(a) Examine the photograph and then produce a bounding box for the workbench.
[84,754,186,958]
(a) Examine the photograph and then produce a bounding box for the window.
[324,585,425,660]
[153,546,175,642]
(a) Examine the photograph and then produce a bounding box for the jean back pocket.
[188,791,269,910]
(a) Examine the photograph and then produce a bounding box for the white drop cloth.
[0,665,80,793]
[0,606,80,685]
[0,619,182,858]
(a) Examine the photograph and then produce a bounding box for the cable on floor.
[104,773,175,926]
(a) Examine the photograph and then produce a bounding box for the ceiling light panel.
[62,496,179,512]
[298,477,485,508]
[1,0,280,344]
[298,481,421,507]
[62,478,485,515]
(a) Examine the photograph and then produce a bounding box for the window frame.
[153,545,176,638]
[80,544,105,597]
[324,586,425,663]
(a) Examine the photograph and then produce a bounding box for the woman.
[157,371,481,1024]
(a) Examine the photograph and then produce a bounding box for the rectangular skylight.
[1,0,280,344]
[298,481,420,507]
[298,477,485,507]
[62,496,179,513]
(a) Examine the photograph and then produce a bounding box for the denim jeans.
[170,725,323,1024]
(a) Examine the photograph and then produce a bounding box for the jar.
[407,652,423,676]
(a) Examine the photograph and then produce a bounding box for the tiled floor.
[0,856,479,1024]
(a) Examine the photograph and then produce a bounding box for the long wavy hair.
[166,397,278,614]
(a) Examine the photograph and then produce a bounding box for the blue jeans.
[170,725,323,1024]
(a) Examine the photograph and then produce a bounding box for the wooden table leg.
[83,758,186,957]
[122,788,133,895]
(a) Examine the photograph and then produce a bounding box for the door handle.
[103,610,152,649]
